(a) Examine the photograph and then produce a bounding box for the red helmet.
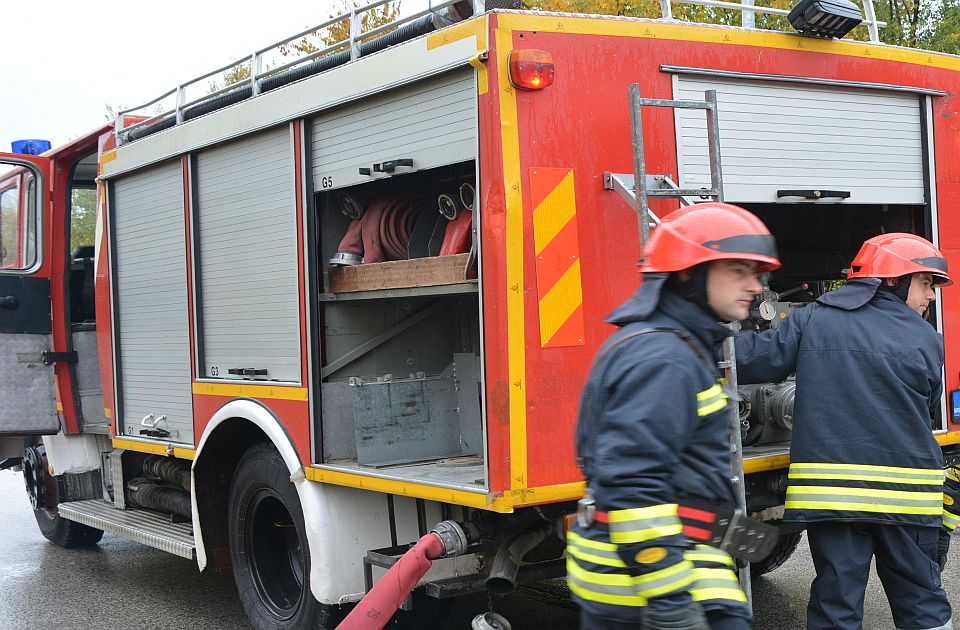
[847,233,952,287]
[639,203,781,273]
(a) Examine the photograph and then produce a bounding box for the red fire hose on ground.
[337,521,471,630]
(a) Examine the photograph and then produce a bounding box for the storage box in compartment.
[327,253,472,293]
[350,353,481,467]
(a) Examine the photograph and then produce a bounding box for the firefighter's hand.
[938,531,950,571]
[644,601,708,630]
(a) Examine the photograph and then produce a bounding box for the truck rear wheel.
[228,442,322,630]
[750,524,803,577]
[23,440,103,548]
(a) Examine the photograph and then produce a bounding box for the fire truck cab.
[3,1,960,628]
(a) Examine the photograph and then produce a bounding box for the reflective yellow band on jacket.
[566,558,647,606]
[691,587,749,604]
[566,555,693,598]
[689,567,748,604]
[634,560,695,599]
[568,578,646,607]
[685,545,735,567]
[944,509,960,531]
[786,485,943,515]
[697,384,728,417]
[567,533,626,568]
[567,531,617,552]
[697,384,723,401]
[789,463,944,484]
[608,504,683,544]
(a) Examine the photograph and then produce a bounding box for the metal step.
[58,499,195,560]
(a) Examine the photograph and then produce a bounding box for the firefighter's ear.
[676,269,692,283]
[884,277,899,287]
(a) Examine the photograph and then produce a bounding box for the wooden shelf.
[326,253,473,295]
[319,281,478,302]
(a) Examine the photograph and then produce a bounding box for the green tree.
[208,64,252,93]
[70,188,98,252]
[280,0,402,57]
[208,1,401,93]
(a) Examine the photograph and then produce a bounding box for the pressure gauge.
[758,300,778,321]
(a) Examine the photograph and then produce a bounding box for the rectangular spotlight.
[788,0,863,38]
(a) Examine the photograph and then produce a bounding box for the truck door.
[0,153,58,435]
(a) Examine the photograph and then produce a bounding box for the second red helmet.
[639,202,781,274]
[847,233,952,287]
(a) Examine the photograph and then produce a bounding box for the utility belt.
[577,496,778,563]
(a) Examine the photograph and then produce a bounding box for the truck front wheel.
[23,440,103,548]
[228,442,323,630]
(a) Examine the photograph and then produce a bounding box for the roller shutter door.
[312,69,477,191]
[113,162,193,443]
[673,75,925,204]
[194,126,301,383]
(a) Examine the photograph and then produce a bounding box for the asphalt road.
[2,468,959,630]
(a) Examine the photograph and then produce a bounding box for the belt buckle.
[577,495,596,528]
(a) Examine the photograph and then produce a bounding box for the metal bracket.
[321,300,447,378]
[41,351,78,365]
[363,544,418,611]
[605,172,708,215]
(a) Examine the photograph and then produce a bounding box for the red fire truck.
[2,0,959,628]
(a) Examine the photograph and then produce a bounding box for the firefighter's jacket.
[568,275,745,621]
[736,279,946,528]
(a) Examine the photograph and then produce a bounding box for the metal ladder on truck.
[603,87,755,607]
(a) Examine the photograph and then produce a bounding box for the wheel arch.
[191,399,304,573]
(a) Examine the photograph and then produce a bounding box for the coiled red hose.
[336,193,426,263]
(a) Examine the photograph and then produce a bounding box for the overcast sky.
[0,1,435,152]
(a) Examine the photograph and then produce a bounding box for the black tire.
[750,526,803,577]
[228,442,322,630]
[23,440,103,548]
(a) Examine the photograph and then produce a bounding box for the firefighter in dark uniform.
[735,233,954,630]
[568,203,781,630]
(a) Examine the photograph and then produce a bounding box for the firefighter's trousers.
[806,521,952,630]
[579,608,749,629]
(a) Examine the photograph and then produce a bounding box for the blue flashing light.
[11,139,52,155]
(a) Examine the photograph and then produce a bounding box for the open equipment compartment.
[310,68,486,491]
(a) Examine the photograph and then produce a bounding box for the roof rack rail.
[114,0,885,146]
[115,0,485,145]
[661,0,884,40]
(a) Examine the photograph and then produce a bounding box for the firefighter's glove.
[644,601,708,630]
[938,529,951,572]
